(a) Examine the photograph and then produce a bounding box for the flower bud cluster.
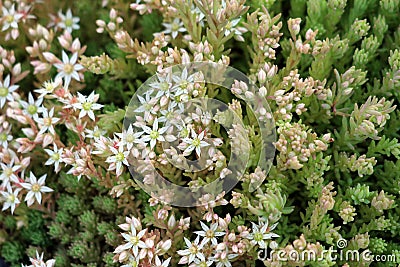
[338,201,357,224]
[349,96,396,141]
[274,121,333,170]
[371,190,394,212]
[273,70,330,120]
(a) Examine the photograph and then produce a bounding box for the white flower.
[224,18,240,36]
[179,130,209,157]
[140,118,170,149]
[194,221,225,246]
[20,93,45,119]
[20,172,53,206]
[85,126,106,140]
[72,91,103,120]
[114,223,147,257]
[44,144,63,173]
[66,151,83,181]
[0,75,19,108]
[154,256,171,267]
[171,67,193,95]
[192,7,205,26]
[134,92,159,121]
[0,127,13,149]
[29,251,55,267]
[158,101,182,125]
[116,124,143,151]
[57,9,80,33]
[162,18,186,39]
[34,78,62,98]
[191,258,213,267]
[0,160,20,187]
[106,144,129,176]
[1,4,23,31]
[150,72,173,99]
[35,107,60,135]
[54,51,84,89]
[247,221,279,249]
[211,252,238,267]
[177,236,205,264]
[1,187,21,214]
[223,18,247,42]
[120,256,140,267]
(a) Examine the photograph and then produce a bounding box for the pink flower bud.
[72,39,81,51]
[34,134,44,143]
[118,223,130,231]
[12,63,21,75]
[167,214,176,229]
[43,134,54,147]
[39,39,47,51]
[160,239,172,252]
[21,157,31,169]
[22,128,35,138]
[216,242,226,251]
[228,233,236,241]
[258,69,267,83]
[96,20,106,27]
[59,37,70,49]
[110,9,117,20]
[43,52,57,63]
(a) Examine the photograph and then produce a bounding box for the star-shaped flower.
[54,51,84,89]
[20,172,54,206]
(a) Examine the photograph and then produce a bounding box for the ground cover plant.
[1,0,400,266]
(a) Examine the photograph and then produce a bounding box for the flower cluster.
[274,121,333,170]
[176,216,279,266]
[113,216,172,266]
[21,251,55,267]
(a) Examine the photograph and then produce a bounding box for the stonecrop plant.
[1,0,400,266]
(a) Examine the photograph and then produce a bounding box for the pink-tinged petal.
[74,64,84,71]
[121,242,133,250]
[198,131,205,139]
[137,229,146,239]
[70,53,78,64]
[38,174,47,185]
[35,191,42,204]
[25,191,34,202]
[121,233,131,241]
[29,172,37,184]
[138,240,147,248]
[132,246,139,257]
[20,183,32,190]
[184,237,191,247]
[4,75,10,87]
[69,72,79,82]
[40,186,53,193]
[64,75,72,88]
[152,119,159,131]
[61,50,69,63]
[150,139,156,149]
[54,63,64,70]
[43,52,57,62]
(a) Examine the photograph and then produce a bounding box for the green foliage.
[1,242,24,267]
[139,13,163,41]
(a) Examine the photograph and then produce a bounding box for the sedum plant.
[0,0,400,266]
